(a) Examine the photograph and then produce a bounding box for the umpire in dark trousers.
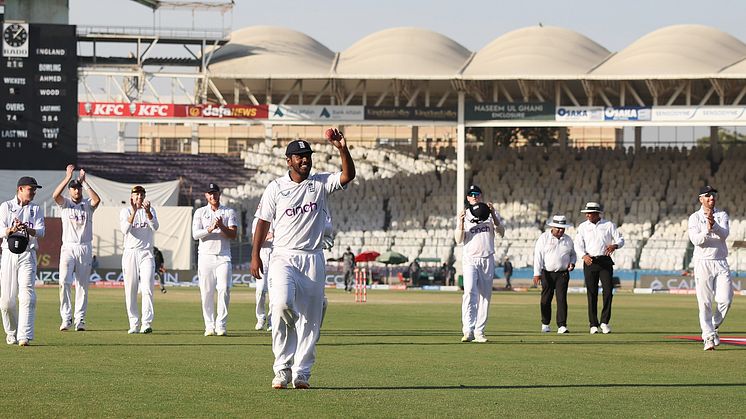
[574,202,624,334]
[533,215,576,334]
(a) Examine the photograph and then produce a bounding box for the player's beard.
[289,157,312,180]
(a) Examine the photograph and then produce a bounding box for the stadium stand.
[78,152,255,205]
[222,141,746,273]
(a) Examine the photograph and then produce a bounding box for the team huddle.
[0,129,733,393]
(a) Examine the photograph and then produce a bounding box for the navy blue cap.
[699,185,718,196]
[285,140,314,156]
[17,176,42,189]
[467,185,482,196]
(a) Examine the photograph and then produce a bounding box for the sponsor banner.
[79,102,269,119]
[365,106,457,121]
[36,217,61,270]
[37,269,258,285]
[633,288,654,294]
[604,106,651,121]
[555,106,604,122]
[269,105,364,121]
[638,274,743,291]
[466,102,555,121]
[652,106,746,122]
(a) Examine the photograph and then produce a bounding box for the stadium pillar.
[558,127,567,149]
[710,126,722,164]
[634,126,642,150]
[190,124,199,155]
[264,124,273,146]
[411,125,419,157]
[615,128,623,148]
[117,122,125,153]
[456,91,466,213]
[484,127,495,155]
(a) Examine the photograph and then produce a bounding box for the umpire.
[574,202,624,335]
[533,215,576,334]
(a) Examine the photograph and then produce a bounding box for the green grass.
[0,287,744,418]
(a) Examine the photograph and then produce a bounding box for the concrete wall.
[6,0,68,24]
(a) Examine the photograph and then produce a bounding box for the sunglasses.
[468,192,481,197]
[701,193,717,198]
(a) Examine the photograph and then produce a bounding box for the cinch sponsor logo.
[469,225,490,234]
[285,202,318,217]
[132,222,150,228]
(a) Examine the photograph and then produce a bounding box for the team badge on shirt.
[308,182,315,193]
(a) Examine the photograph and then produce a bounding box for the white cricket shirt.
[193,204,238,256]
[461,211,502,258]
[119,206,159,250]
[688,206,729,260]
[255,171,343,251]
[0,197,46,251]
[533,230,577,276]
[574,218,624,257]
[58,197,96,245]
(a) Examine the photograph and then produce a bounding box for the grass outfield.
[0,287,744,418]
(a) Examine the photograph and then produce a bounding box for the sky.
[67,0,746,150]
[69,0,746,53]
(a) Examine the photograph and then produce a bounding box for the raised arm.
[327,128,356,186]
[52,164,75,206]
[78,169,101,209]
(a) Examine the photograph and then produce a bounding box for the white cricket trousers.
[694,259,733,340]
[461,255,495,337]
[268,249,325,381]
[0,250,36,342]
[198,254,232,333]
[59,243,92,325]
[255,247,271,325]
[122,248,155,330]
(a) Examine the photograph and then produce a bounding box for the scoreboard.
[0,23,77,170]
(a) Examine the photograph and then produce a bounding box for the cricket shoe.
[161,288,167,294]
[216,330,227,336]
[272,369,291,389]
[204,329,215,337]
[461,334,474,343]
[60,320,72,331]
[293,374,310,389]
[75,322,86,332]
[255,320,265,331]
[18,339,29,347]
[713,331,720,347]
[600,323,612,334]
[703,337,716,351]
[590,326,599,334]
[141,326,153,334]
[557,326,569,334]
[6,334,17,345]
[541,324,551,333]
[128,327,139,334]
[473,335,488,343]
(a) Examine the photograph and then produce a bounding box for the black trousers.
[343,270,354,291]
[584,256,614,327]
[540,270,569,327]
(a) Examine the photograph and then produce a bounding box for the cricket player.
[193,183,238,336]
[251,130,355,390]
[0,176,46,346]
[688,185,732,351]
[52,164,101,332]
[455,185,505,343]
[575,202,624,335]
[252,215,273,331]
[120,185,159,334]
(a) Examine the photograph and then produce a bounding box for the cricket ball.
[325,128,338,140]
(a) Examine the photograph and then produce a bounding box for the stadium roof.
[334,27,472,80]
[209,26,335,79]
[461,26,610,80]
[207,24,746,80]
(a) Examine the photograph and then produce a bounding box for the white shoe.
[140,326,153,334]
[473,335,488,343]
[267,326,273,332]
[541,324,551,333]
[461,334,474,343]
[713,331,720,347]
[60,320,72,331]
[204,329,215,337]
[557,326,569,334]
[75,322,86,332]
[600,323,611,334]
[6,334,17,345]
[703,337,716,351]
[272,369,291,389]
[293,374,310,389]
[590,326,599,334]
[127,327,139,334]
[18,339,29,347]
[216,330,227,336]
[255,321,265,331]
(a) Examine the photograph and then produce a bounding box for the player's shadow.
[314,382,746,391]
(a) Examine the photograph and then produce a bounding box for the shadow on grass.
[313,382,746,391]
